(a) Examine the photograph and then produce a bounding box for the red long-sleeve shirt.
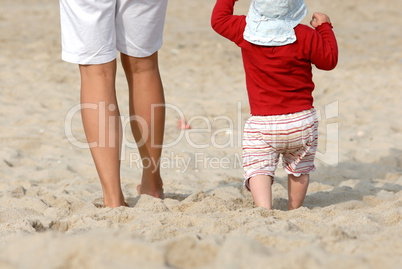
[211,0,338,115]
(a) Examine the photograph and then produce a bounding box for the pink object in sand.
[178,119,190,129]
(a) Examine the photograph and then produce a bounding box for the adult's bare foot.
[137,184,164,199]
[103,200,129,208]
[103,202,129,208]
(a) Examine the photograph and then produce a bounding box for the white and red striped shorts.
[243,109,318,191]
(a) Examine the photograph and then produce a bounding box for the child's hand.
[310,12,331,28]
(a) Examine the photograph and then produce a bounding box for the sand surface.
[0,0,401,268]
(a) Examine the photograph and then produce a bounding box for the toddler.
[211,0,338,210]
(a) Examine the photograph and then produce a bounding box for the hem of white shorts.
[284,166,316,177]
[62,51,117,65]
[117,41,163,58]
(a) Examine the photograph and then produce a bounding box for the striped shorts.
[242,109,318,191]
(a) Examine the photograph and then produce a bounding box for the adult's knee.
[121,52,159,74]
[79,61,117,81]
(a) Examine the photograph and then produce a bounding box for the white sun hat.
[244,0,308,46]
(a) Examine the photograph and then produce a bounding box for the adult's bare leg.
[121,52,165,198]
[79,60,126,208]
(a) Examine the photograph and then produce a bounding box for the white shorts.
[59,0,168,64]
[242,109,318,191]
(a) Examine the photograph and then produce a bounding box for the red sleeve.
[211,0,246,45]
[310,23,338,70]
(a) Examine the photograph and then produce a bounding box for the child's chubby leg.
[249,175,273,210]
[121,52,164,199]
[287,174,309,210]
[282,109,317,210]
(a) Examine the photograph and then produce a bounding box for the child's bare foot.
[137,184,164,199]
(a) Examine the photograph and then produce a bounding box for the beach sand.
[0,0,401,268]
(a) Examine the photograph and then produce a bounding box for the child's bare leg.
[121,52,164,199]
[287,174,309,210]
[79,60,126,208]
[249,175,273,210]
